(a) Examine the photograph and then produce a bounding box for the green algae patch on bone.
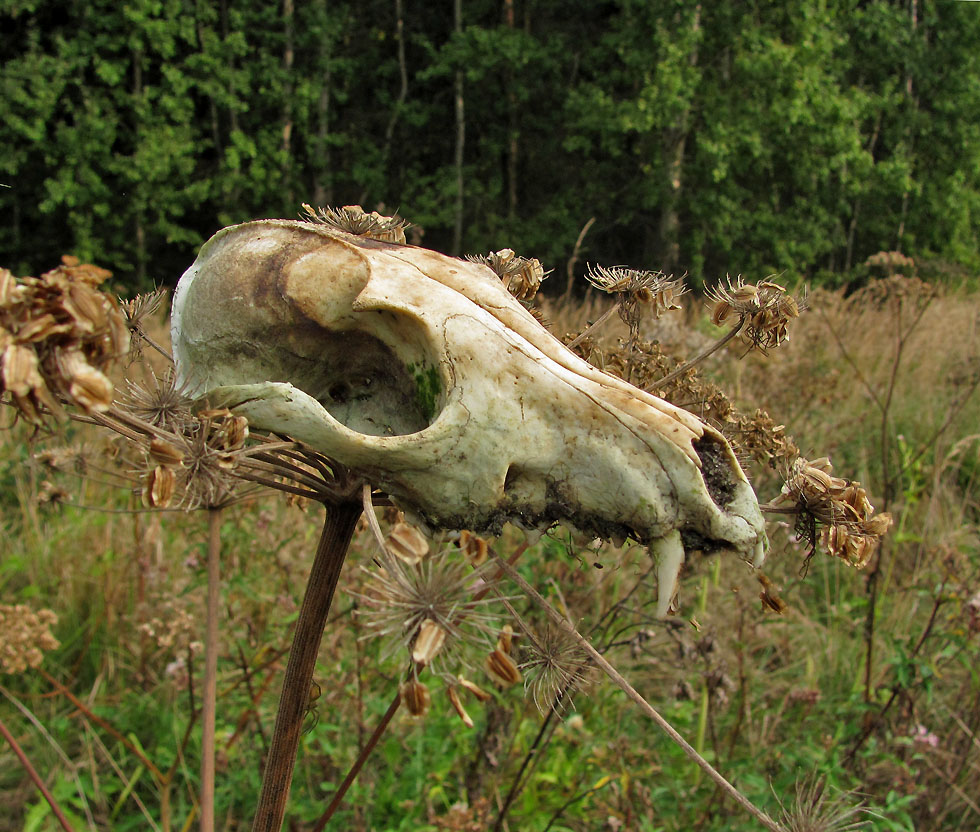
[408,362,441,424]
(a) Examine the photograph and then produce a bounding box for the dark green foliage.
[2,0,979,288]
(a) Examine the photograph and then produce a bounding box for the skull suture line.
[172,220,768,615]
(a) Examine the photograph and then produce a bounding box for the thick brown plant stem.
[252,500,362,832]
[201,508,222,832]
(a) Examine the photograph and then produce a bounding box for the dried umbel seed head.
[0,604,60,674]
[520,626,592,713]
[0,258,129,423]
[301,203,410,244]
[586,265,687,333]
[38,479,71,507]
[775,456,892,568]
[400,679,431,717]
[467,249,549,302]
[354,550,505,669]
[121,288,168,331]
[386,521,429,565]
[706,275,805,352]
[124,370,195,432]
[865,250,916,275]
[169,419,245,509]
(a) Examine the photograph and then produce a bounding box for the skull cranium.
[172,220,767,614]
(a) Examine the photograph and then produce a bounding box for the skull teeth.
[653,531,686,619]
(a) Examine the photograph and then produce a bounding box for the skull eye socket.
[268,318,444,438]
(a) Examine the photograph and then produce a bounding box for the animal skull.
[172,220,767,614]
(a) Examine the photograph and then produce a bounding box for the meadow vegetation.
[1,252,978,831]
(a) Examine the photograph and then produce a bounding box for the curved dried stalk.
[490,553,786,832]
[0,714,76,832]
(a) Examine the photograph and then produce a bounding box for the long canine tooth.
[653,530,686,619]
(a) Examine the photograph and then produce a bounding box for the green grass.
[2,280,979,831]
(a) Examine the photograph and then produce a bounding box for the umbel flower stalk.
[252,495,363,832]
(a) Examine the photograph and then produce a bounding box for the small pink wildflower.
[912,724,939,749]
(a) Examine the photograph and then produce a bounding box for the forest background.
[2,0,980,290]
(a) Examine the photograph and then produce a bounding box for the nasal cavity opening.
[692,434,738,508]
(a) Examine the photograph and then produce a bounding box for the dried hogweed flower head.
[520,626,592,713]
[301,203,410,244]
[120,288,169,359]
[123,369,195,432]
[586,265,686,334]
[0,257,130,422]
[706,275,804,352]
[137,407,249,510]
[0,604,60,674]
[355,541,505,671]
[774,456,892,569]
[467,249,549,302]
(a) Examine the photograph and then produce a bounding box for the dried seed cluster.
[864,250,915,275]
[0,604,59,674]
[354,540,504,671]
[467,249,548,302]
[519,625,591,713]
[123,370,194,432]
[1,257,130,422]
[586,265,686,334]
[595,337,799,469]
[707,276,803,352]
[775,457,892,568]
[141,407,250,509]
[301,203,410,244]
[120,288,168,359]
[357,517,526,725]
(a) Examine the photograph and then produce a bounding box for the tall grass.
[2,277,978,831]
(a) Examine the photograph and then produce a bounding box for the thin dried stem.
[0,713,76,832]
[312,693,402,831]
[565,303,621,349]
[645,317,744,392]
[200,507,222,832]
[491,553,786,832]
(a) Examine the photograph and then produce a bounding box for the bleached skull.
[172,220,767,613]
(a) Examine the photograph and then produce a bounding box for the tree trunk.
[452,0,465,255]
[312,0,332,207]
[504,0,518,222]
[281,0,295,206]
[655,4,700,273]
